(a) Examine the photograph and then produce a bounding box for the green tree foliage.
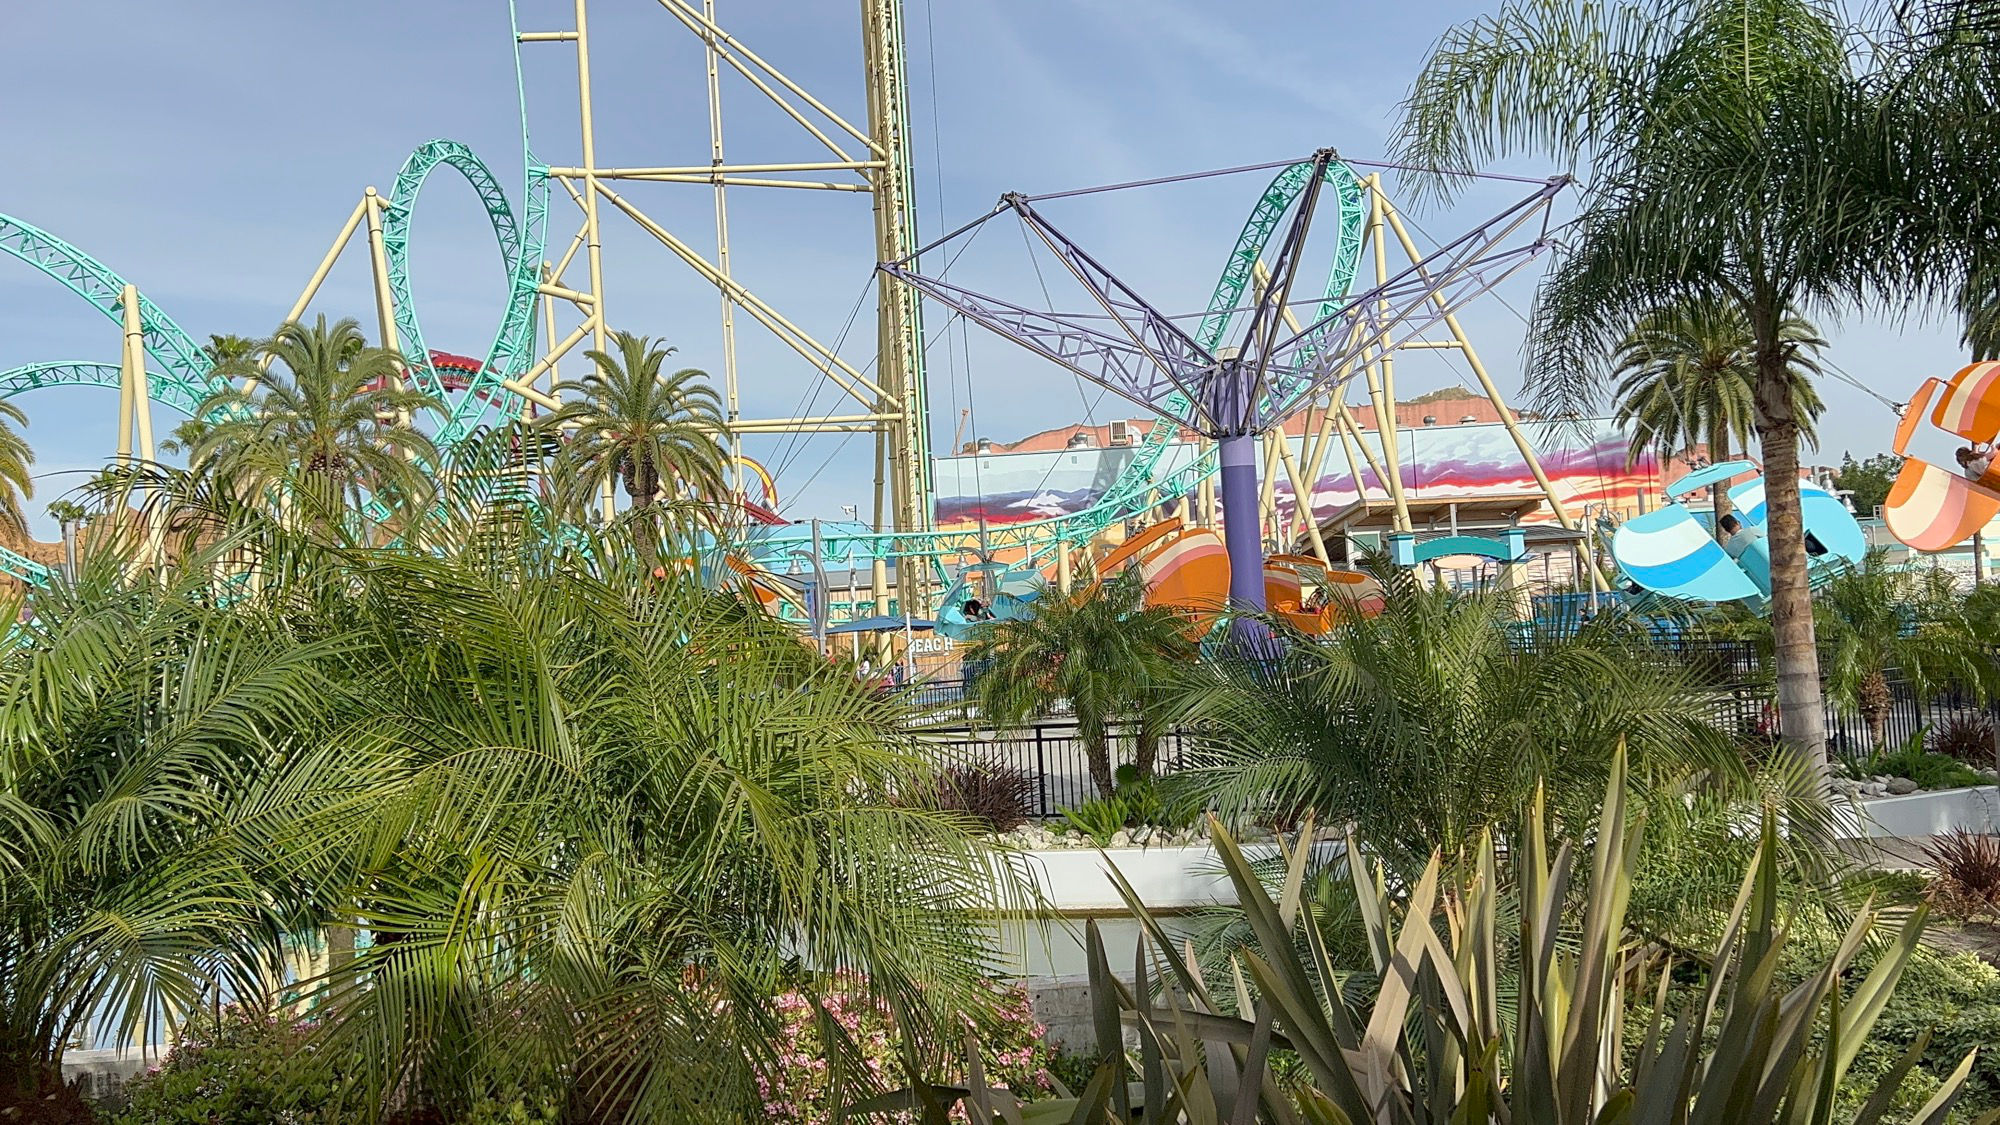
[0,556,352,1091]
[537,331,727,521]
[1833,452,1902,518]
[0,485,1024,1122]
[1882,2,2000,358]
[1394,0,1970,769]
[106,1006,371,1124]
[1814,550,1997,748]
[863,757,1984,1124]
[966,570,1195,798]
[1612,298,1824,535]
[1165,571,1747,875]
[194,316,442,531]
[0,399,36,538]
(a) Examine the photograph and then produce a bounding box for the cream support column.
[116,292,137,463]
[1258,432,1284,544]
[255,195,371,393]
[871,556,891,662]
[1055,539,1072,593]
[120,286,154,462]
[362,188,413,431]
[1361,178,1411,533]
[1378,201,1575,531]
[1275,434,1331,565]
[1376,191,1598,590]
[703,0,744,503]
[1246,264,1340,566]
[574,0,609,355]
[534,264,560,425]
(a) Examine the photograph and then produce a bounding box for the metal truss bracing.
[0,361,205,417]
[0,214,228,410]
[380,139,549,444]
[882,170,1567,441]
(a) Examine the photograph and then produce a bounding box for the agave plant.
[858,753,1990,1123]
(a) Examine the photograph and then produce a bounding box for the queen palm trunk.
[1753,307,1828,772]
[1709,424,1733,541]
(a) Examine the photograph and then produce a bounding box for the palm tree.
[967,570,1195,798]
[193,317,441,532]
[0,493,1025,1122]
[203,332,259,368]
[1612,299,1825,536]
[538,331,727,523]
[1164,570,1747,876]
[0,553,351,1099]
[1883,3,2000,357]
[1394,0,1953,770]
[1815,551,1997,750]
[0,400,35,537]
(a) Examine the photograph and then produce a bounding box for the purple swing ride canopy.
[877,150,1571,610]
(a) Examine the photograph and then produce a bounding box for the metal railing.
[919,718,1192,818]
[910,667,2000,819]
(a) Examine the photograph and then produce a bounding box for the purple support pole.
[1217,434,1265,611]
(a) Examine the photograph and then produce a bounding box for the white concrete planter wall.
[1834,786,2000,840]
[997,839,1340,913]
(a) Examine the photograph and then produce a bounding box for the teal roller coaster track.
[0,152,1366,602]
[0,4,1368,606]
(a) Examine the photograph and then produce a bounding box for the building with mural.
[932,389,1704,587]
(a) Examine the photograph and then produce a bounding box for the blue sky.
[0,0,1965,537]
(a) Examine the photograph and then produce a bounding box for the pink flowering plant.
[753,975,1059,1124]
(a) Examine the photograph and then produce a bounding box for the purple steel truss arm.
[1002,194,1218,415]
[1226,148,1336,434]
[875,267,1215,434]
[1252,176,1568,429]
[880,168,1571,441]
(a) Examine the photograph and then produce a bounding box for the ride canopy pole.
[1218,433,1264,609]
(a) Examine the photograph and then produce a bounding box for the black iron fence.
[921,719,1192,818]
[911,654,2000,819]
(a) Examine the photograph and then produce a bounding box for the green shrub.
[105,1004,365,1124]
[1056,772,1190,845]
[1843,950,2000,1119]
[1853,739,1988,791]
[1057,796,1129,846]
[756,975,1058,1123]
[456,1086,565,1125]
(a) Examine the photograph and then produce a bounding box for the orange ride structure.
[1048,517,1380,636]
[1885,362,2000,552]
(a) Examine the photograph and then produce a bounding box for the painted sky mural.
[932,418,1666,533]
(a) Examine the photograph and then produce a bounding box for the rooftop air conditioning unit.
[1108,419,1132,447]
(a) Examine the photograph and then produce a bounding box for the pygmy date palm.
[1815,550,1997,750]
[0,400,34,537]
[967,570,1195,798]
